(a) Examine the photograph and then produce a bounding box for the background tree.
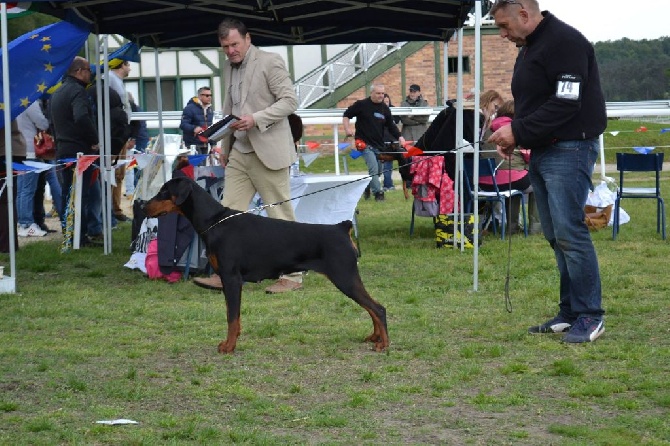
[595,37,670,101]
[7,13,58,40]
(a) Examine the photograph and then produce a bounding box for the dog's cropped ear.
[173,180,193,206]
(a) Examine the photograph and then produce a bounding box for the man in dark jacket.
[50,56,100,247]
[179,86,214,154]
[488,0,606,343]
[342,84,405,201]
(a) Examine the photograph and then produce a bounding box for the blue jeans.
[60,164,102,240]
[34,164,63,224]
[382,160,394,189]
[361,147,382,195]
[88,175,104,235]
[16,170,40,227]
[528,138,604,320]
[46,166,62,218]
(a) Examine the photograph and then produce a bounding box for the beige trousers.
[222,150,301,283]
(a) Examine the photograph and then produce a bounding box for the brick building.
[337,30,518,108]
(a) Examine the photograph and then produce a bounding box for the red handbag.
[34,130,56,159]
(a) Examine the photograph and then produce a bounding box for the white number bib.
[556,74,581,101]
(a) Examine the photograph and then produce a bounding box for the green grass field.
[0,118,669,445]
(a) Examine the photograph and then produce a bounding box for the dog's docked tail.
[336,220,359,256]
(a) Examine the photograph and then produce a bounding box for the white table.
[251,174,369,224]
[290,174,369,224]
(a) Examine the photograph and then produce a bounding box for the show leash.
[504,155,513,313]
[198,139,517,312]
[199,140,488,235]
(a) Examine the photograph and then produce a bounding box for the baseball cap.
[409,84,421,92]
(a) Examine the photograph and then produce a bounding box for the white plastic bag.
[586,179,629,226]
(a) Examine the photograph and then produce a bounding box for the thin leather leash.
[199,141,487,235]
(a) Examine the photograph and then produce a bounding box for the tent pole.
[455,28,464,251]
[472,0,483,291]
[333,124,340,175]
[443,40,449,106]
[1,2,17,292]
[598,134,606,180]
[154,48,166,183]
[101,35,114,254]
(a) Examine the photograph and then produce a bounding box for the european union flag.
[107,42,141,67]
[0,21,89,128]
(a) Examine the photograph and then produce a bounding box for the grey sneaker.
[528,315,573,334]
[562,317,605,343]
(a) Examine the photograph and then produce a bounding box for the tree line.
[595,37,669,101]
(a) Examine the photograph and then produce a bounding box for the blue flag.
[107,42,141,67]
[187,154,208,166]
[0,21,89,128]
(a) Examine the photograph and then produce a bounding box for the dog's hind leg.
[218,276,244,354]
[328,270,389,352]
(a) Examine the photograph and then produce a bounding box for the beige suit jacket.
[221,45,298,170]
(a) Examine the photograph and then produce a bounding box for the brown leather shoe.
[193,273,223,291]
[265,278,303,294]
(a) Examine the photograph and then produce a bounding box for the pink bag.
[145,239,182,283]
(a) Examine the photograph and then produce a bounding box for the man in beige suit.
[193,18,302,294]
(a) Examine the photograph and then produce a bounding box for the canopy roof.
[34,0,476,48]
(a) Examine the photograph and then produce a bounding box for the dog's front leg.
[218,277,244,354]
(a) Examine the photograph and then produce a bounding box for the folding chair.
[463,157,528,239]
[612,152,665,240]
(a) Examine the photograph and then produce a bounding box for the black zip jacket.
[343,97,401,149]
[50,75,99,158]
[510,12,607,149]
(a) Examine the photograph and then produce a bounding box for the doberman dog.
[143,177,389,354]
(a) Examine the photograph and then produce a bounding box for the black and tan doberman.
[143,177,389,354]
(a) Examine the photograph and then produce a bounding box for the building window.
[180,79,212,110]
[447,56,470,74]
[143,80,177,111]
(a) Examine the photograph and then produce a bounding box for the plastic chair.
[612,152,665,240]
[463,158,528,239]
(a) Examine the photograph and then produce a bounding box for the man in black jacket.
[488,0,606,343]
[342,84,405,201]
[50,56,100,247]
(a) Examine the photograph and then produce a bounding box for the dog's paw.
[374,340,389,352]
[364,332,381,343]
[217,340,236,354]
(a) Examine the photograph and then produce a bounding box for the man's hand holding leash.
[487,123,516,155]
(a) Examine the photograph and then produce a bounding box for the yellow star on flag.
[2,21,89,125]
